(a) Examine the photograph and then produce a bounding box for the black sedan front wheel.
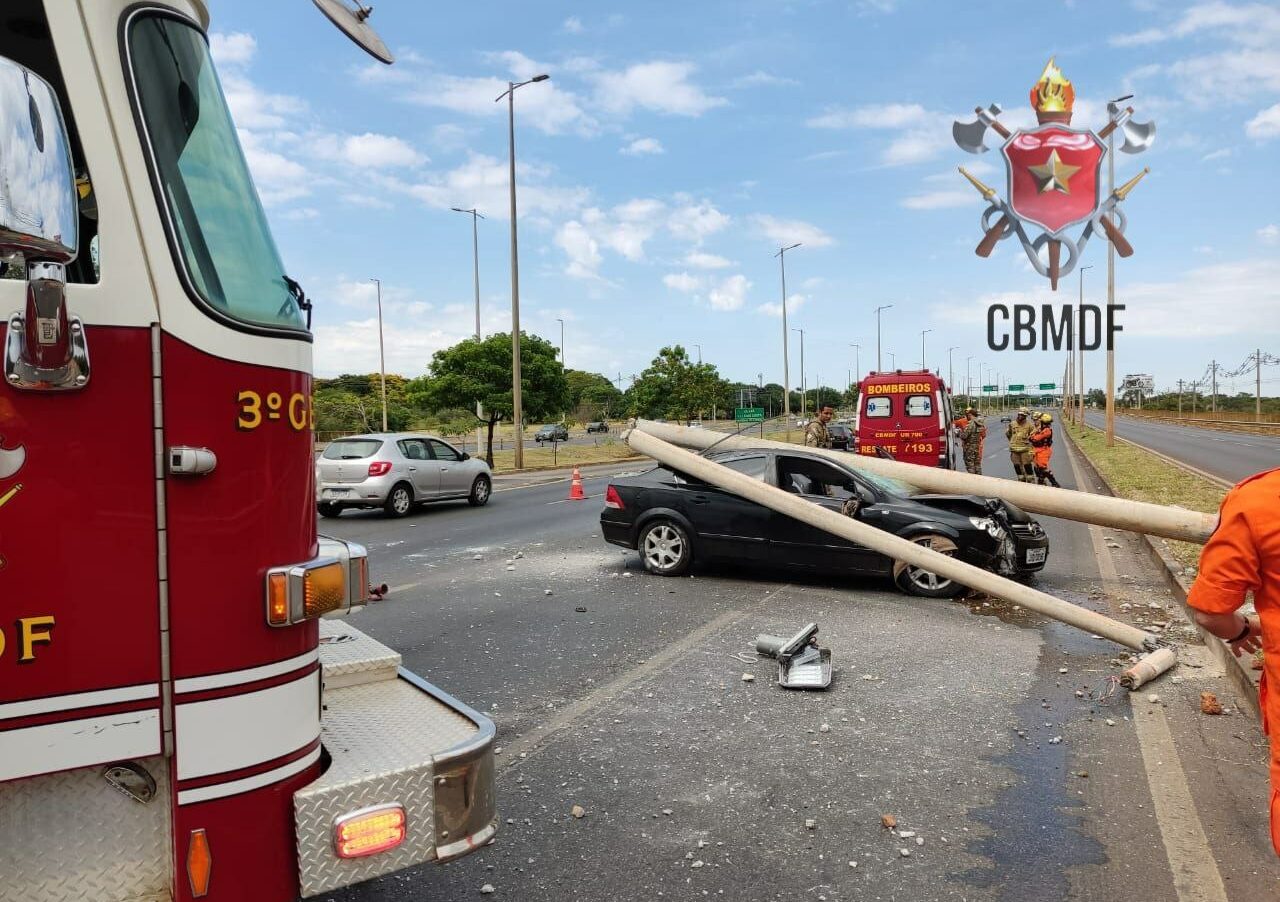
[893,534,964,598]
[639,519,692,576]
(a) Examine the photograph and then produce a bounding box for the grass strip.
[488,441,642,473]
[1065,420,1224,572]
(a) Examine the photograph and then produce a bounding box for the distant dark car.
[600,448,1048,597]
[586,421,609,434]
[826,424,853,450]
[1000,415,1012,423]
[535,424,569,443]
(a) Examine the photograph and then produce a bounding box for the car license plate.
[1025,547,1047,565]
[322,489,350,499]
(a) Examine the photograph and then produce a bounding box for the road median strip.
[1063,421,1260,718]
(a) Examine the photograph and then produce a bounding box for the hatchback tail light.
[368,461,392,477]
[604,485,625,510]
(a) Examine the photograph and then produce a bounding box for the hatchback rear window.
[323,439,383,460]
[905,395,933,417]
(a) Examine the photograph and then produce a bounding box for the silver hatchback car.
[317,433,493,517]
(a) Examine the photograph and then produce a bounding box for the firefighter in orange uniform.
[1186,467,1280,855]
[1029,413,1059,487]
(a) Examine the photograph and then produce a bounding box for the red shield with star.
[1002,125,1105,236]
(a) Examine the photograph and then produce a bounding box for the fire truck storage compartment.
[296,619,497,898]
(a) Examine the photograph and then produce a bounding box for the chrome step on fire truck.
[0,2,496,899]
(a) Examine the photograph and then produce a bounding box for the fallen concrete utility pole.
[625,427,1161,655]
[634,420,1216,545]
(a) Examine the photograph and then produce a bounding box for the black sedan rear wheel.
[639,519,692,576]
[893,534,964,598]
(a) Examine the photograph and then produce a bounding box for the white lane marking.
[497,584,793,769]
[545,493,602,505]
[1064,440,1229,902]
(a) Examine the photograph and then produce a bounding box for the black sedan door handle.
[690,495,710,504]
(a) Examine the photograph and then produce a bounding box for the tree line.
[314,334,861,463]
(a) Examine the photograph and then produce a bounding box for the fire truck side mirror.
[0,56,89,393]
[0,57,78,265]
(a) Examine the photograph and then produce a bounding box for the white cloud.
[210,32,256,67]
[1259,224,1280,244]
[592,61,726,117]
[901,190,975,210]
[931,257,1280,338]
[399,153,589,220]
[555,220,602,279]
[583,198,666,261]
[1201,147,1233,161]
[621,137,665,155]
[807,103,929,130]
[238,132,309,205]
[684,252,732,269]
[407,67,591,136]
[708,274,751,311]
[340,133,426,168]
[222,72,307,131]
[750,214,834,248]
[758,293,805,317]
[731,71,799,88]
[563,16,584,34]
[663,272,702,293]
[1110,2,1280,47]
[1247,102,1280,139]
[668,200,730,242]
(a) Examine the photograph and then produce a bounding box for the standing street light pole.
[947,347,958,400]
[920,329,932,370]
[451,207,486,453]
[694,343,702,365]
[965,355,974,407]
[556,317,565,423]
[875,304,893,371]
[887,351,896,370]
[792,328,806,419]
[496,73,549,469]
[1077,264,1092,427]
[775,244,801,420]
[369,278,388,432]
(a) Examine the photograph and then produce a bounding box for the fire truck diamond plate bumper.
[295,624,497,898]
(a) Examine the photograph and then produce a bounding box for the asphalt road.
[319,433,1277,902]
[1083,411,1280,484]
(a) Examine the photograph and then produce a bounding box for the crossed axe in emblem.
[951,99,1155,288]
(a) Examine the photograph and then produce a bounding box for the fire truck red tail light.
[604,485,625,510]
[368,460,392,477]
[334,804,406,858]
[187,828,212,897]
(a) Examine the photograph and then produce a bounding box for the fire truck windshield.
[126,11,304,333]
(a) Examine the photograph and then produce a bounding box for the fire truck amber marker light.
[334,804,407,858]
[304,562,346,618]
[187,829,212,897]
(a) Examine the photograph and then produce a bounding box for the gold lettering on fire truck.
[237,390,312,433]
[864,382,933,395]
[8,615,55,664]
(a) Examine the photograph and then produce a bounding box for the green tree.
[410,333,568,465]
[627,345,725,422]
[566,369,624,420]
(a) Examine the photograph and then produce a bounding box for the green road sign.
[1039,382,1056,390]
[735,407,765,422]
[1007,383,1025,391]
[982,385,997,392]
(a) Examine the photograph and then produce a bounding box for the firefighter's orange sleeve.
[1186,491,1260,615]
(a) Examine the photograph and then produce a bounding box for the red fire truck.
[853,370,957,468]
[0,2,495,899]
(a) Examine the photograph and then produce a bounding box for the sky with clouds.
[210,0,1279,399]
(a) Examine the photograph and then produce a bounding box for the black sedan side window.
[721,456,768,481]
[778,457,857,501]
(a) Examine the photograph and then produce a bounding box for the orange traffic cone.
[568,467,586,501]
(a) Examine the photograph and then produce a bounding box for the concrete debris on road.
[1200,691,1223,715]
[805,818,817,830]
[571,805,586,818]
[881,814,897,830]
[479,884,495,895]
[741,673,755,682]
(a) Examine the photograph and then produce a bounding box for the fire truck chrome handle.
[5,262,90,392]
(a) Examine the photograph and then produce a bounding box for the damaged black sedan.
[600,449,1048,597]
